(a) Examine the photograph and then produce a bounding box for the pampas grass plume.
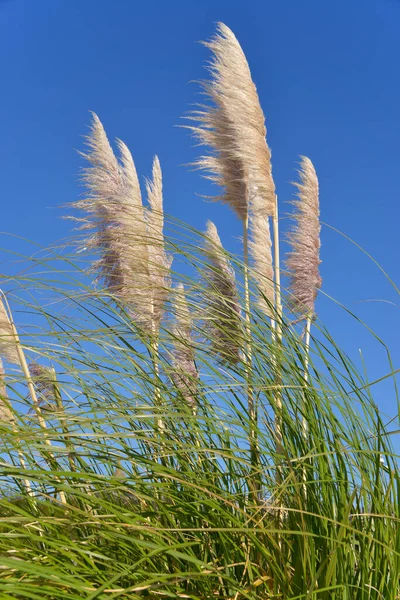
[203,221,243,364]
[145,156,173,331]
[188,23,275,220]
[75,114,171,333]
[286,156,322,317]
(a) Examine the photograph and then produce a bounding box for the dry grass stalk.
[171,284,199,411]
[271,194,284,489]
[286,156,322,318]
[203,221,243,366]
[0,294,66,503]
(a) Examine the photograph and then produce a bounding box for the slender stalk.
[12,333,44,430]
[150,305,166,471]
[151,336,164,433]
[13,329,67,505]
[301,315,312,498]
[273,195,283,334]
[243,216,259,501]
[0,368,34,498]
[272,195,283,484]
[302,315,312,438]
[1,295,66,505]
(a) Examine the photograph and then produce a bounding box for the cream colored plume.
[171,284,199,409]
[203,221,243,365]
[145,156,173,331]
[188,23,275,220]
[249,209,274,315]
[286,156,322,316]
[74,114,171,332]
[29,363,58,411]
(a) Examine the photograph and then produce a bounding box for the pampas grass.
[286,156,321,440]
[75,115,172,433]
[203,221,243,365]
[143,155,171,432]
[75,114,172,334]
[187,24,277,495]
[187,23,275,317]
[75,114,153,330]
[145,156,173,333]
[189,23,275,220]
[286,156,322,319]
[75,114,172,325]
[249,207,274,315]
[0,22,398,600]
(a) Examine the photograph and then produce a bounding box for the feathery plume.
[286,156,322,316]
[145,156,173,332]
[0,299,19,365]
[73,114,171,332]
[188,23,275,220]
[113,138,154,329]
[203,221,243,365]
[249,209,274,315]
[190,108,247,219]
[171,284,199,409]
[28,363,58,412]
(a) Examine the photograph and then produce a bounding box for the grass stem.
[1,294,67,505]
[243,216,259,501]
[272,195,283,485]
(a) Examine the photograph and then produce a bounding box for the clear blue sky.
[0,0,399,420]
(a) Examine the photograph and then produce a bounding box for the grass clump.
[0,22,398,600]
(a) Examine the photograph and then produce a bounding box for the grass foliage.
[0,224,398,600]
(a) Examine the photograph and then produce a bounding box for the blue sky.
[0,0,399,420]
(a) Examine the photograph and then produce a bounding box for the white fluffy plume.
[73,114,171,332]
[286,156,322,316]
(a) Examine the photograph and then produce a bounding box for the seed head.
[286,156,322,317]
[203,221,243,364]
[73,114,171,332]
[187,23,275,220]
